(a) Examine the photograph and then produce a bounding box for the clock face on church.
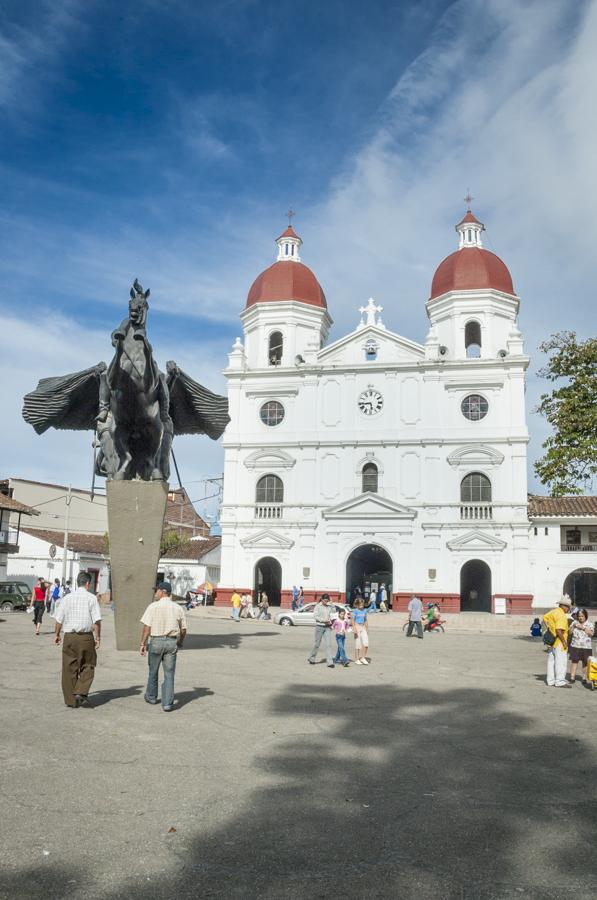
[358,388,383,416]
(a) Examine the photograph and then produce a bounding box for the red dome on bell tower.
[430,205,516,300]
[246,223,327,310]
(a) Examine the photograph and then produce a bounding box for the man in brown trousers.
[54,571,102,708]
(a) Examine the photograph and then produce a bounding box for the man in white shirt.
[54,571,102,708]
[406,595,424,639]
[140,581,187,711]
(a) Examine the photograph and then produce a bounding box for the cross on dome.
[358,297,384,329]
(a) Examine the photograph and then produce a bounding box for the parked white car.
[275,602,349,626]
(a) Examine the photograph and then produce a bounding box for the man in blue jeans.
[140,582,187,711]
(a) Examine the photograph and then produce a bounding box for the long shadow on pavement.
[90,685,144,706]
[5,683,596,899]
[183,631,279,651]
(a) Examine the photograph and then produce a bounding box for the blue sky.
[1,0,596,514]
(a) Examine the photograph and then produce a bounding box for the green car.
[0,581,31,612]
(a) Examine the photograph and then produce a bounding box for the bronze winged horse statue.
[23,280,230,481]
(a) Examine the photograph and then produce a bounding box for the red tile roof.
[0,494,39,515]
[246,260,327,309]
[528,495,597,517]
[430,247,515,300]
[161,536,221,561]
[22,527,108,555]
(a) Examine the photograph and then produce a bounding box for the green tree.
[103,529,189,558]
[159,529,189,559]
[534,331,597,495]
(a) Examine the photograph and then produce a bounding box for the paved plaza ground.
[1,608,596,900]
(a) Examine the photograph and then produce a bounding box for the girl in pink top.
[332,609,351,667]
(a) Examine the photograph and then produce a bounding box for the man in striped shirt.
[54,571,102,708]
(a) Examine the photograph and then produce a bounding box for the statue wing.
[167,365,230,440]
[22,364,103,434]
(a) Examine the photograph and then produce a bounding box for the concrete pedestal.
[107,480,168,651]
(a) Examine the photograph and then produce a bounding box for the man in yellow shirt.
[543,596,572,688]
[230,589,241,622]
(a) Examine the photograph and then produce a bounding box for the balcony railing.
[561,543,597,552]
[460,504,493,521]
[254,504,283,520]
[0,529,19,550]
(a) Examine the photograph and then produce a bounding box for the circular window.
[260,400,285,426]
[461,394,488,421]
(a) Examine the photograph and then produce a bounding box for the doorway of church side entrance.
[254,556,281,606]
[460,559,492,612]
[346,544,392,605]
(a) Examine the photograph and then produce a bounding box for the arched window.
[465,320,482,358]
[256,474,284,504]
[460,472,491,503]
[268,331,283,366]
[362,462,378,493]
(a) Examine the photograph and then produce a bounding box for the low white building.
[217,210,597,613]
[9,527,110,593]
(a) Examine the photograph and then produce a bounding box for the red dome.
[246,260,327,309]
[430,247,515,300]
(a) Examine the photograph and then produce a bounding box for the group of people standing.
[229,590,271,621]
[308,595,371,668]
[541,596,595,688]
[349,583,390,613]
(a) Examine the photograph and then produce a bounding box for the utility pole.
[61,485,72,585]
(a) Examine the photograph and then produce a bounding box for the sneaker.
[343,662,350,667]
[361,658,369,665]
[308,660,316,665]
[75,695,93,708]
[144,694,159,705]
[162,700,179,711]
[555,684,573,689]
[355,660,363,665]
[327,664,335,668]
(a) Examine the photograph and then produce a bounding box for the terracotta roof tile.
[161,536,221,561]
[0,494,39,515]
[22,527,108,555]
[528,494,597,517]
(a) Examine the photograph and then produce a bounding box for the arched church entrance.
[346,544,392,604]
[254,556,282,607]
[563,568,597,608]
[460,559,492,612]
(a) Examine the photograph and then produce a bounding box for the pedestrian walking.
[63,579,72,595]
[308,593,336,667]
[291,585,299,611]
[246,593,256,618]
[332,608,351,666]
[568,608,594,684]
[29,577,47,635]
[49,578,62,616]
[298,587,305,609]
[140,581,187,712]
[369,589,377,611]
[351,598,370,664]
[239,592,248,618]
[543,596,572,688]
[406,595,424,639]
[379,584,388,613]
[53,571,101,708]
[257,592,270,619]
[230,589,241,621]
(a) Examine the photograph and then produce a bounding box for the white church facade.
[217,210,597,613]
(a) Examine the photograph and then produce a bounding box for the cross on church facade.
[287,208,295,225]
[358,297,384,327]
